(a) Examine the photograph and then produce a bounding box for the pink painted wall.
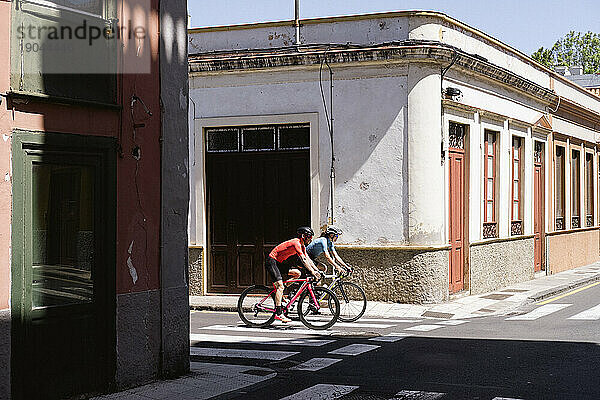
[0,1,12,310]
[0,0,164,310]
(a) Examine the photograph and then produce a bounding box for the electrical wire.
[319,52,335,224]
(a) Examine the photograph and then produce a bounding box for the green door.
[11,132,116,399]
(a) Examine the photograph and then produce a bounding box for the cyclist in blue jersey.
[306,226,351,275]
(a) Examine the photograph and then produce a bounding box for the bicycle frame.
[255,277,322,314]
[316,263,344,301]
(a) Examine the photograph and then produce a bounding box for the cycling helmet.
[296,226,315,237]
[325,226,343,236]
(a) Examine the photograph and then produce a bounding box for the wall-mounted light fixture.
[444,87,462,100]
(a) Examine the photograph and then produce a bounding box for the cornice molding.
[190,43,558,105]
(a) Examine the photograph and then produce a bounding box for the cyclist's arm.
[322,248,345,274]
[299,253,321,278]
[331,248,350,271]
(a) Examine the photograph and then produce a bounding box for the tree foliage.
[532,31,600,74]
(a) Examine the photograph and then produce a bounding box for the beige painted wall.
[547,229,600,274]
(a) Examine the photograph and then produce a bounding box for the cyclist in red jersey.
[265,226,322,323]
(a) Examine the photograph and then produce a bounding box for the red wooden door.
[449,149,465,292]
[534,162,544,272]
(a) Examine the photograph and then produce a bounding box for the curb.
[191,304,238,312]
[526,273,600,302]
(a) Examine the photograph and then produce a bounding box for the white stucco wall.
[188,10,600,250]
[189,64,410,246]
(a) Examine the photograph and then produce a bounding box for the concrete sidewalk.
[190,261,600,320]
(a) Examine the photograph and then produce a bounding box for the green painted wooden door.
[12,132,116,399]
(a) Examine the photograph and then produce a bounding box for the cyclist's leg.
[265,256,284,306]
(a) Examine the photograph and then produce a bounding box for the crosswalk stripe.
[328,343,380,356]
[356,318,424,323]
[567,303,600,320]
[506,304,571,320]
[391,390,445,399]
[369,333,411,342]
[279,384,358,400]
[289,357,342,371]
[199,324,337,336]
[405,325,443,332]
[190,333,334,347]
[190,347,298,360]
[333,322,395,328]
[491,397,524,400]
[434,320,467,326]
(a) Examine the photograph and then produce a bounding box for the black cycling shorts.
[265,255,305,282]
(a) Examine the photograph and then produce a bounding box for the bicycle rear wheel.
[237,285,276,327]
[297,286,340,330]
[333,281,367,322]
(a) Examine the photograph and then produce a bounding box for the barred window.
[206,123,310,153]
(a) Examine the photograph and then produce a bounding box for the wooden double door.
[206,151,310,293]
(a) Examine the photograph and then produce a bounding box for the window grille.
[241,127,276,151]
[534,142,544,164]
[206,128,239,152]
[448,122,465,149]
[278,125,310,150]
[206,123,310,153]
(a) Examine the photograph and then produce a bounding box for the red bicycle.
[237,276,340,330]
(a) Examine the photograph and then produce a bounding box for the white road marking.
[434,320,467,326]
[190,333,334,347]
[328,343,380,356]
[567,303,600,320]
[289,357,342,371]
[491,397,524,400]
[404,325,444,332]
[190,347,298,360]
[369,333,411,342]
[506,304,572,320]
[279,384,358,400]
[354,318,424,323]
[333,322,395,328]
[200,324,337,336]
[392,390,445,399]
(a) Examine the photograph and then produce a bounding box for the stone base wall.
[547,229,599,274]
[188,247,204,296]
[469,237,534,295]
[335,247,449,304]
[116,291,161,389]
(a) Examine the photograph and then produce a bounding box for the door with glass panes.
[205,124,310,293]
[11,133,116,399]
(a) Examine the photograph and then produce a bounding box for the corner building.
[187,11,600,304]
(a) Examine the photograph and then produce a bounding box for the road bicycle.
[237,275,340,330]
[317,263,367,322]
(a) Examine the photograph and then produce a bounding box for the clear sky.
[188,0,600,55]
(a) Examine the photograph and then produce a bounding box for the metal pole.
[294,0,301,46]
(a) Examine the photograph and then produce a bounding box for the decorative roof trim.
[190,43,558,105]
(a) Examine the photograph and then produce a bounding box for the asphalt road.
[190,283,600,400]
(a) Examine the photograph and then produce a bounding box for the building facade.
[187,11,600,304]
[0,0,189,398]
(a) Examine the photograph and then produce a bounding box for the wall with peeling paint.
[190,64,410,246]
[188,10,600,299]
[0,0,189,396]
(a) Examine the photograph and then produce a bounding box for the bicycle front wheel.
[333,281,367,322]
[237,285,276,327]
[297,286,340,330]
